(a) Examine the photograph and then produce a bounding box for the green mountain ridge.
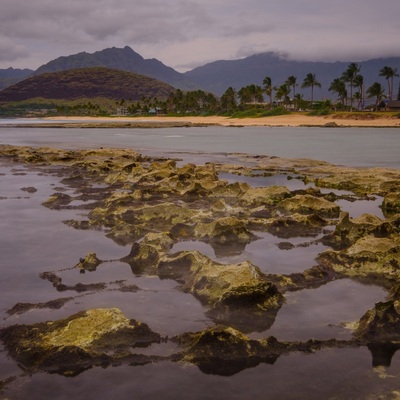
[0,67,175,102]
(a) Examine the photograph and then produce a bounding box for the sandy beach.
[44,113,400,128]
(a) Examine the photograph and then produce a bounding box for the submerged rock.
[75,252,102,272]
[0,308,161,374]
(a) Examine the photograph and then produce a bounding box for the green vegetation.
[1,61,399,118]
[231,106,290,118]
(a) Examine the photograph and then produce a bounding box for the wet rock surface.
[1,144,400,381]
[0,308,161,375]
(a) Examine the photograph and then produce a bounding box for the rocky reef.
[1,144,400,379]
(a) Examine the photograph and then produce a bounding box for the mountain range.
[1,46,400,100]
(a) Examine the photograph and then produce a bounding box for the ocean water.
[0,124,399,399]
[0,123,399,167]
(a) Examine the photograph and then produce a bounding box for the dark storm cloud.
[0,0,399,70]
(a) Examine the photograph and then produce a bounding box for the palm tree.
[238,84,264,105]
[263,76,273,106]
[301,73,321,104]
[367,82,385,111]
[379,66,399,101]
[329,78,347,107]
[274,84,291,108]
[341,62,361,110]
[353,74,364,110]
[353,91,363,111]
[285,75,298,110]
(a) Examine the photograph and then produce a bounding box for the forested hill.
[0,67,175,101]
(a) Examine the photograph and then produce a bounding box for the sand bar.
[42,114,400,128]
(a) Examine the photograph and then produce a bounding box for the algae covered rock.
[158,250,284,331]
[318,235,400,279]
[278,194,340,218]
[120,241,160,275]
[239,186,291,207]
[354,301,400,341]
[0,308,161,374]
[382,192,400,214]
[263,213,327,238]
[173,326,285,375]
[75,252,102,272]
[321,212,394,250]
[194,216,256,244]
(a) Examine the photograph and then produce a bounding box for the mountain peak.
[33,46,198,91]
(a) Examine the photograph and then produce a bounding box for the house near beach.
[385,100,400,111]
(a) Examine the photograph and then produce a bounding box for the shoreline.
[41,114,400,128]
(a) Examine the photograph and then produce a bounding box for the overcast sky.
[1,0,399,72]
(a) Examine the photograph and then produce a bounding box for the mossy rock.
[173,326,285,375]
[75,252,102,272]
[0,308,161,374]
[278,194,340,218]
[354,301,400,341]
[321,212,394,250]
[318,235,400,279]
[239,186,291,207]
[382,192,400,213]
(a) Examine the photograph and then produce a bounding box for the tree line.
[124,63,399,115]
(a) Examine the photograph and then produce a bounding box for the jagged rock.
[158,250,283,330]
[75,252,102,272]
[270,264,339,292]
[120,242,160,275]
[208,181,250,199]
[382,192,400,213]
[173,326,286,375]
[0,308,161,374]
[321,212,394,250]
[140,232,175,252]
[318,235,400,279]
[239,186,291,207]
[194,216,256,244]
[311,166,400,195]
[252,213,327,238]
[354,301,400,341]
[42,192,73,209]
[278,194,340,218]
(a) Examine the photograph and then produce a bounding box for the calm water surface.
[0,124,399,399]
[0,123,399,167]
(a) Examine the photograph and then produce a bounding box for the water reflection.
[368,342,400,368]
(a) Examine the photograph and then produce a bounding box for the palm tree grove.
[129,62,400,117]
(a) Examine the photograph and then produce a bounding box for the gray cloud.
[0,0,399,71]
